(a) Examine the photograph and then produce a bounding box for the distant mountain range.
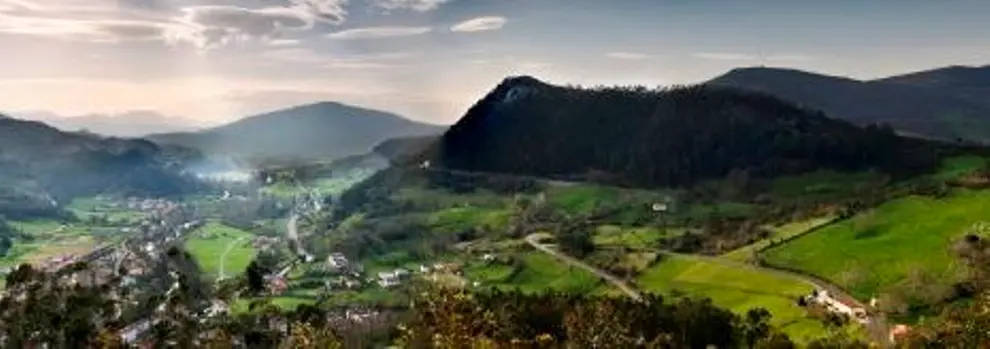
[0,115,199,219]
[147,101,446,165]
[13,110,199,138]
[415,76,954,189]
[706,65,990,142]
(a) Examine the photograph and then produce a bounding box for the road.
[524,233,643,302]
[286,212,310,258]
[524,232,889,344]
[218,235,251,279]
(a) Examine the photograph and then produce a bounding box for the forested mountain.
[706,67,990,142]
[0,115,199,218]
[421,76,952,190]
[876,65,990,108]
[146,102,445,164]
[372,135,438,164]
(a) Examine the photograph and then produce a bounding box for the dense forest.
[424,76,958,190]
[0,116,201,218]
[707,67,990,142]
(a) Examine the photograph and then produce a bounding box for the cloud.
[0,14,177,43]
[0,0,349,50]
[766,54,815,62]
[262,47,414,69]
[166,3,350,50]
[692,52,757,61]
[269,38,301,46]
[262,47,327,64]
[606,52,654,60]
[450,16,506,32]
[327,26,431,39]
[368,0,449,12]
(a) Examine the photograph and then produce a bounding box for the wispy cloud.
[450,16,506,33]
[268,38,301,46]
[606,52,655,60]
[692,52,757,61]
[0,0,350,50]
[369,0,449,12]
[766,54,815,62]
[327,25,431,39]
[263,47,415,70]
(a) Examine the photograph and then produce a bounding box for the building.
[326,252,349,270]
[377,269,410,288]
[806,290,868,324]
[889,324,911,343]
[265,275,288,295]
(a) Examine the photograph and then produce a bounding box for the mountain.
[372,135,438,164]
[14,110,199,138]
[876,65,990,108]
[417,76,954,189]
[147,102,445,164]
[706,66,990,142]
[0,115,199,219]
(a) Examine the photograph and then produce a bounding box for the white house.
[378,271,400,288]
[377,269,410,288]
[327,253,349,270]
[808,290,868,324]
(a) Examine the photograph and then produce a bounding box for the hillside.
[0,116,199,218]
[13,110,198,138]
[147,102,445,164]
[876,65,990,108]
[707,67,990,142]
[421,76,950,190]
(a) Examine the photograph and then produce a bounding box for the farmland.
[184,221,256,277]
[635,254,827,342]
[764,189,990,299]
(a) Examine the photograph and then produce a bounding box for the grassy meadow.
[635,254,827,343]
[764,189,990,299]
[184,222,256,277]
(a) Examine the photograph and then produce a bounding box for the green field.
[465,252,602,294]
[592,225,668,249]
[636,255,826,342]
[934,155,989,180]
[722,216,836,262]
[764,190,990,299]
[428,206,512,233]
[184,222,256,277]
[66,198,144,223]
[1,219,105,267]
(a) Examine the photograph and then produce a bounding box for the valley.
[5,66,990,347]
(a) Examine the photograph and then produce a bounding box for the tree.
[245,260,267,295]
[556,228,595,258]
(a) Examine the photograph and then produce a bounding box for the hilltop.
[876,65,990,108]
[0,115,199,218]
[147,102,446,164]
[419,75,951,190]
[13,110,198,138]
[706,66,990,142]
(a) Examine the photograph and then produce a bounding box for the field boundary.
[757,215,845,255]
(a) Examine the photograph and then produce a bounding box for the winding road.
[525,233,644,302]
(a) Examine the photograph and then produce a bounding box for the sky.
[1,0,989,127]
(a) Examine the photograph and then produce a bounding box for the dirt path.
[218,235,251,279]
[524,233,643,302]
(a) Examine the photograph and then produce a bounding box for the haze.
[2,0,989,128]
